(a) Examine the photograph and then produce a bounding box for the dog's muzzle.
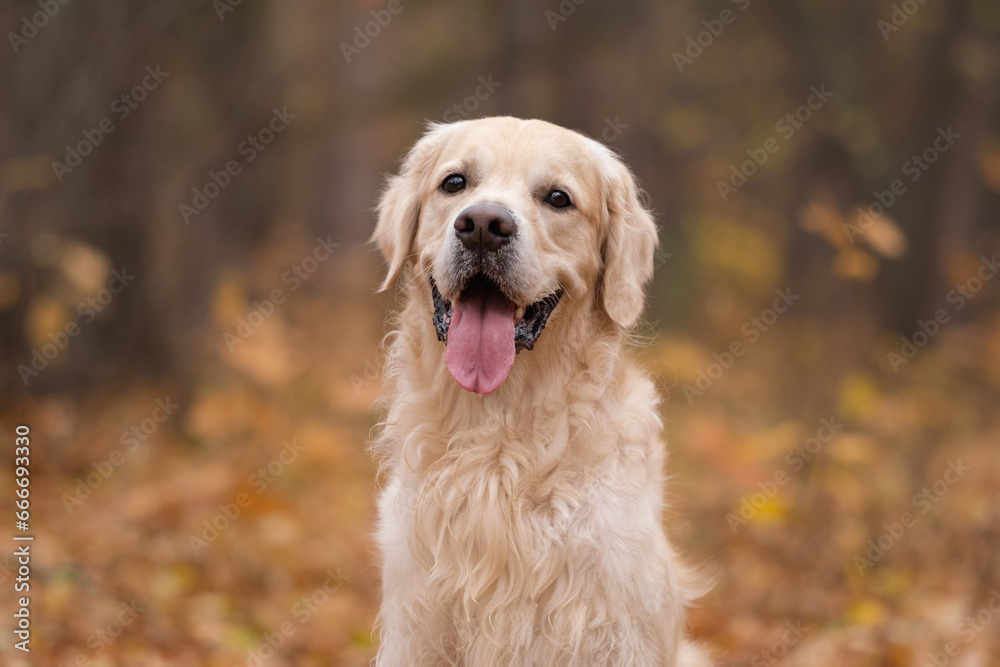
[431,204,563,395]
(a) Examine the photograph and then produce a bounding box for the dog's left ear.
[600,152,659,328]
[371,125,448,292]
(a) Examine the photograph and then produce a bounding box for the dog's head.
[373,117,658,395]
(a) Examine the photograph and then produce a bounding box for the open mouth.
[431,275,563,395]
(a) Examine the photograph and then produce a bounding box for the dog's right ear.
[371,125,448,292]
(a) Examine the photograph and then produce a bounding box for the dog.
[370,117,708,665]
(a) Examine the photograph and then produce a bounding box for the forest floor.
[3,247,999,666]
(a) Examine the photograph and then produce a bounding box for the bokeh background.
[1,0,999,664]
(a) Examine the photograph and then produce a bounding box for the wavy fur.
[370,118,709,666]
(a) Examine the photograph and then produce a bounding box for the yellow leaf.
[847,598,888,627]
[741,494,787,527]
[838,374,879,421]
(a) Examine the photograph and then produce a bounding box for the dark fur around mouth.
[431,279,453,343]
[430,277,563,352]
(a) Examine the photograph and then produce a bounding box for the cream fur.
[371,118,709,666]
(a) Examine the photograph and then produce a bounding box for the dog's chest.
[399,451,626,596]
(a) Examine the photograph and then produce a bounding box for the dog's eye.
[544,190,572,208]
[440,174,466,194]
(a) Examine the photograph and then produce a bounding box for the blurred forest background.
[1,0,999,664]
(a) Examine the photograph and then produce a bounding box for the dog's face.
[374,117,657,395]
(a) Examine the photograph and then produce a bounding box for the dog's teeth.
[514,306,525,321]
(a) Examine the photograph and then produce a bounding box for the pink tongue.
[446,282,515,395]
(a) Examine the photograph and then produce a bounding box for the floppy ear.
[371,125,447,292]
[600,153,659,328]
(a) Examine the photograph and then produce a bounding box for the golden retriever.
[371,117,708,665]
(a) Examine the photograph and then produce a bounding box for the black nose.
[454,204,517,252]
